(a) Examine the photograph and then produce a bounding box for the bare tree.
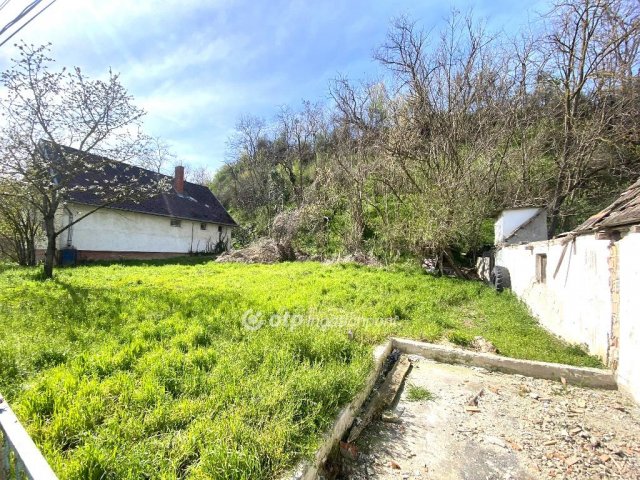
[184,164,214,186]
[134,137,214,186]
[275,101,325,205]
[135,136,177,174]
[334,13,515,267]
[225,115,280,224]
[542,0,640,234]
[0,43,167,278]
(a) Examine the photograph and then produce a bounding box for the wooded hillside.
[212,0,640,265]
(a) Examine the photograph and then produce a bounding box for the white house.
[487,179,640,404]
[41,154,236,262]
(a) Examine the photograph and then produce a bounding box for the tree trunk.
[44,234,56,278]
[548,209,561,238]
[548,191,568,238]
[16,235,27,266]
[27,232,36,266]
[43,214,57,279]
[350,186,365,252]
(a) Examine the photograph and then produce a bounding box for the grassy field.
[0,260,599,479]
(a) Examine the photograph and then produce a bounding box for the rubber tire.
[491,266,511,292]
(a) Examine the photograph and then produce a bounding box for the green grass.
[0,261,600,479]
[406,385,435,402]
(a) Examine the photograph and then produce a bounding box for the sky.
[0,0,550,172]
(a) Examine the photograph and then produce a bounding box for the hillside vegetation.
[0,260,599,479]
[213,1,640,266]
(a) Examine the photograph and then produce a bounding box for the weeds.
[406,385,435,402]
[447,331,473,347]
[0,261,601,479]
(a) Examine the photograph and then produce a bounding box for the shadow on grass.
[2,256,219,281]
[0,275,256,397]
[74,255,219,268]
[0,262,19,274]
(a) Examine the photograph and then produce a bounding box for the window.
[170,219,182,228]
[200,223,207,231]
[536,254,547,283]
[218,226,223,233]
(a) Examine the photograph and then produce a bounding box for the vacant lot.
[0,260,599,479]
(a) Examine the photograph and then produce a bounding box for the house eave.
[65,200,238,227]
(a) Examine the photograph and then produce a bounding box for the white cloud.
[140,88,222,127]
[1,0,545,172]
[0,0,234,65]
[124,37,233,83]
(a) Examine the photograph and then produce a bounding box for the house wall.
[495,235,612,358]
[616,232,640,403]
[54,204,232,257]
[495,208,547,245]
[494,231,640,404]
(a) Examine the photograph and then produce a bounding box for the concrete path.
[340,357,640,479]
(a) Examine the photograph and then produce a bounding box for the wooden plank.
[0,397,58,480]
[347,355,411,443]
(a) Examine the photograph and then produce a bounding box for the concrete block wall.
[495,208,547,245]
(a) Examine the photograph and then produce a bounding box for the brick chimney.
[174,165,185,194]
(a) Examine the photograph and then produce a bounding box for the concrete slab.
[392,338,617,389]
[340,356,640,480]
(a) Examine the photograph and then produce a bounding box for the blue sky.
[0,0,549,172]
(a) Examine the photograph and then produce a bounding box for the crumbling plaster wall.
[495,232,640,404]
[495,235,612,359]
[616,232,640,403]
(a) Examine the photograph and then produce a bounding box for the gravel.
[338,357,640,479]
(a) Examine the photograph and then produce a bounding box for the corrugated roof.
[54,145,237,226]
[573,178,640,233]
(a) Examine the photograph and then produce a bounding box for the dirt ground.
[340,356,640,480]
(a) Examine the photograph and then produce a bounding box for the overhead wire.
[0,0,13,12]
[0,0,57,48]
[0,0,44,37]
